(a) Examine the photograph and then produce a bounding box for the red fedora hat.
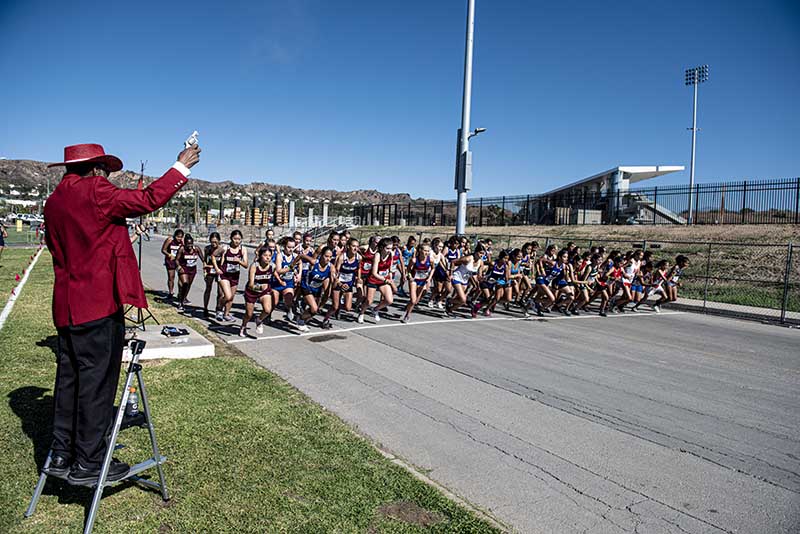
[48,143,123,172]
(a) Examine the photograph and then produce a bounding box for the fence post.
[794,177,800,225]
[694,184,700,224]
[479,198,483,227]
[780,243,793,324]
[642,240,647,252]
[422,201,427,225]
[741,181,747,224]
[703,242,712,313]
[501,196,506,226]
[525,195,530,225]
[653,186,658,225]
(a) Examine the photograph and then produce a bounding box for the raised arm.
[95,146,201,220]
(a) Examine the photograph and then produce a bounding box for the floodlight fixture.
[684,64,710,224]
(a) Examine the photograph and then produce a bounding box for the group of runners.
[161,228,690,337]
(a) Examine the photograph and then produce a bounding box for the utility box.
[570,209,602,225]
[554,207,570,225]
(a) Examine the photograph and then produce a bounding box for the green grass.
[0,252,499,533]
[0,247,39,301]
[1,229,41,245]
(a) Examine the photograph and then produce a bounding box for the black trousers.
[52,309,125,469]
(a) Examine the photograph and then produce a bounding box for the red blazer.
[44,168,189,327]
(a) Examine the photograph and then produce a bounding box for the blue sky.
[1,0,798,198]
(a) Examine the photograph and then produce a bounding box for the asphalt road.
[136,237,800,533]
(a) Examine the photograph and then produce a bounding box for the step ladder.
[25,339,169,534]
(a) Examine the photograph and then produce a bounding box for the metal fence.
[353,177,800,227]
[349,227,799,325]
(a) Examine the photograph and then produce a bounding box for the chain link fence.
[349,227,799,325]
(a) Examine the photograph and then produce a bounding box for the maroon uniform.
[220,246,244,285]
[178,246,201,280]
[164,238,181,269]
[360,247,376,278]
[244,262,274,304]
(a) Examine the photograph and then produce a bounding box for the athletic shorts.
[433,266,448,282]
[273,277,295,291]
[165,259,178,270]
[414,279,428,287]
[367,282,387,290]
[480,280,496,290]
[0,235,5,247]
[244,288,270,304]
[535,276,548,285]
[337,281,355,293]
[631,284,644,293]
[668,281,678,287]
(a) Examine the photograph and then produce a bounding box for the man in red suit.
[43,142,201,484]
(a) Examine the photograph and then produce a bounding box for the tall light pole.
[454,0,480,235]
[684,64,709,225]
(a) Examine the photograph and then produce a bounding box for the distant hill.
[0,159,423,205]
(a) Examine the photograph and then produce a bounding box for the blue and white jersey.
[338,254,360,285]
[302,261,331,292]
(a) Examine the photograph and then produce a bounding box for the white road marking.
[0,247,45,332]
[226,310,684,344]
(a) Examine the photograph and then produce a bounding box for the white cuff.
[172,161,191,177]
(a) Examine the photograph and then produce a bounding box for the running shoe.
[184,298,191,304]
[536,308,544,317]
[599,310,607,317]
[561,307,570,316]
[471,303,480,318]
[203,309,210,318]
[436,301,445,310]
[483,309,492,317]
[443,309,455,318]
[357,314,365,324]
[286,309,295,322]
[224,314,235,322]
[373,310,380,322]
[427,300,435,309]
[215,311,224,321]
[630,307,638,313]
[610,308,619,314]
[177,303,184,312]
[653,305,661,313]
[400,314,410,324]
[321,320,333,329]
[570,308,580,316]
[256,321,264,335]
[296,324,310,333]
[238,328,247,338]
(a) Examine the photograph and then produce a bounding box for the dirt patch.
[158,523,173,533]
[308,334,347,343]
[376,500,445,527]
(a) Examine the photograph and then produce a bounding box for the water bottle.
[125,387,139,417]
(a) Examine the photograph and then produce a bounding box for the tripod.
[125,161,159,331]
[25,339,169,534]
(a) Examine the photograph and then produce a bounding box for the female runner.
[213,230,248,322]
[202,232,222,317]
[294,246,334,332]
[446,244,485,317]
[358,238,395,324]
[272,237,299,322]
[161,229,184,299]
[551,249,576,315]
[324,237,361,323]
[240,246,276,337]
[401,241,434,323]
[481,250,511,317]
[175,234,203,311]
[533,245,558,314]
[356,236,379,309]
[427,238,446,309]
[398,235,418,297]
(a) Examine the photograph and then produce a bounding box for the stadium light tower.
[684,64,709,225]
[454,0,479,236]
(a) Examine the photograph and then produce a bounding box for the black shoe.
[599,310,607,317]
[45,454,70,477]
[68,458,130,485]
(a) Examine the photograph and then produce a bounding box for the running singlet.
[669,267,684,286]
[521,254,531,275]
[452,258,478,285]
[488,261,507,286]
[178,247,200,275]
[271,252,296,291]
[402,246,415,266]
[360,248,376,276]
[204,245,219,276]
[165,239,181,268]
[391,248,402,273]
[367,254,392,286]
[220,247,243,283]
[413,255,432,284]
[338,254,360,287]
[301,246,315,273]
[302,261,331,293]
[245,262,274,300]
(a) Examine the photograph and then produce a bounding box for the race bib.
[226,263,239,273]
[414,270,428,280]
[339,272,354,283]
[186,257,197,267]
